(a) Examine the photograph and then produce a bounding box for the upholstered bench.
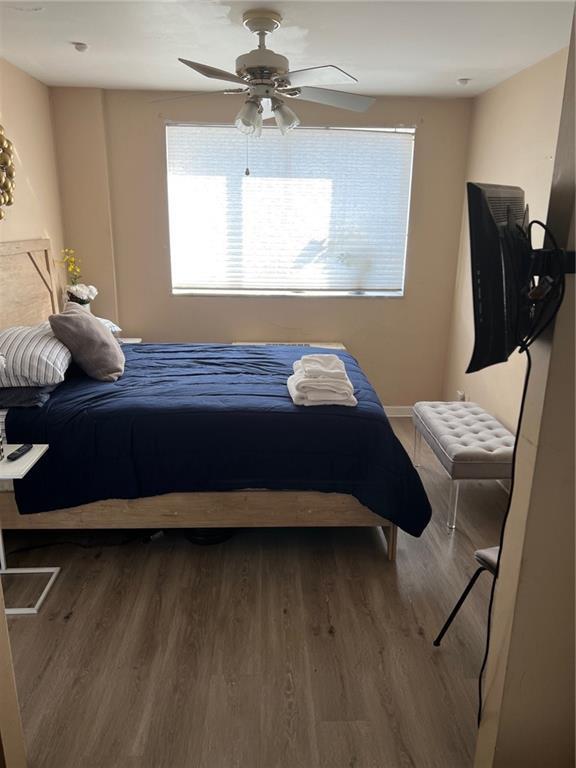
[412,401,514,529]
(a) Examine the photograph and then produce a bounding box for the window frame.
[164,122,416,299]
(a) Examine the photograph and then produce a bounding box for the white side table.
[0,444,60,616]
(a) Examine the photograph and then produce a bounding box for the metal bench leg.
[433,566,487,646]
[413,426,422,467]
[447,480,460,530]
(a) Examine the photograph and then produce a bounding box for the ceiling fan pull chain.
[245,136,251,176]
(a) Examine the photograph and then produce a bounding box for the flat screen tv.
[466,182,533,373]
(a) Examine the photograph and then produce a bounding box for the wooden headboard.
[0,239,59,329]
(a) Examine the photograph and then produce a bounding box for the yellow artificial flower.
[61,247,82,285]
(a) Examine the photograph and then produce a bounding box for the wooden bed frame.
[0,239,398,561]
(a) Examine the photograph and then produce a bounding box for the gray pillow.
[49,303,125,382]
[65,303,121,334]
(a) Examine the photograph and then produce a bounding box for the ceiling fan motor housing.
[235,49,289,81]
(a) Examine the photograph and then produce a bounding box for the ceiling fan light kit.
[271,98,300,135]
[235,98,263,136]
[178,8,375,137]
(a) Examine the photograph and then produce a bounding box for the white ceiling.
[0,1,572,96]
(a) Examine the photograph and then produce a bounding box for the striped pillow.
[0,322,72,386]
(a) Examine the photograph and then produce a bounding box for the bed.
[0,239,432,561]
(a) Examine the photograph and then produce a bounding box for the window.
[166,125,414,296]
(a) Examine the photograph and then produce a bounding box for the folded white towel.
[293,354,347,380]
[288,353,357,407]
[291,369,354,397]
[287,374,358,407]
[293,359,349,382]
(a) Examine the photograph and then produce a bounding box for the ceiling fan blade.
[291,87,375,112]
[150,90,246,104]
[285,65,357,87]
[178,58,246,85]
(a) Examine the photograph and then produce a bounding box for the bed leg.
[382,524,398,562]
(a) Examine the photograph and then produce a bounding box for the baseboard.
[384,406,413,417]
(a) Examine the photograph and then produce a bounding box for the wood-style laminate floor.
[5,419,506,768]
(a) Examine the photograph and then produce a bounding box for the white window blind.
[166,125,414,295]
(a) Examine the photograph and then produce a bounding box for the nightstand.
[0,444,60,616]
[118,337,143,344]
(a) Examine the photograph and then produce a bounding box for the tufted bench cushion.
[412,401,514,480]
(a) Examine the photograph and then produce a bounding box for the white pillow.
[0,322,72,386]
[96,316,122,334]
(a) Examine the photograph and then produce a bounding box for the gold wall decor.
[0,125,15,221]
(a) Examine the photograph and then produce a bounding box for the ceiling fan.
[178,9,376,136]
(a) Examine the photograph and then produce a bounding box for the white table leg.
[0,527,60,616]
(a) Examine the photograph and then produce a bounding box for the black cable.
[477,347,531,725]
[7,526,235,557]
[477,225,567,725]
[519,274,565,352]
[519,221,566,351]
[7,534,152,557]
[527,219,559,250]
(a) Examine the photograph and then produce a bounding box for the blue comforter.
[6,344,431,536]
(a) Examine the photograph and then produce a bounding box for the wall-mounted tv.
[466,182,533,373]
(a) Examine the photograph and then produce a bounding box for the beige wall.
[443,49,568,430]
[0,58,63,268]
[51,89,472,405]
[50,88,118,320]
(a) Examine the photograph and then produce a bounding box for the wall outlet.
[456,390,466,401]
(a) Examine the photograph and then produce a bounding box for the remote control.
[6,444,34,461]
